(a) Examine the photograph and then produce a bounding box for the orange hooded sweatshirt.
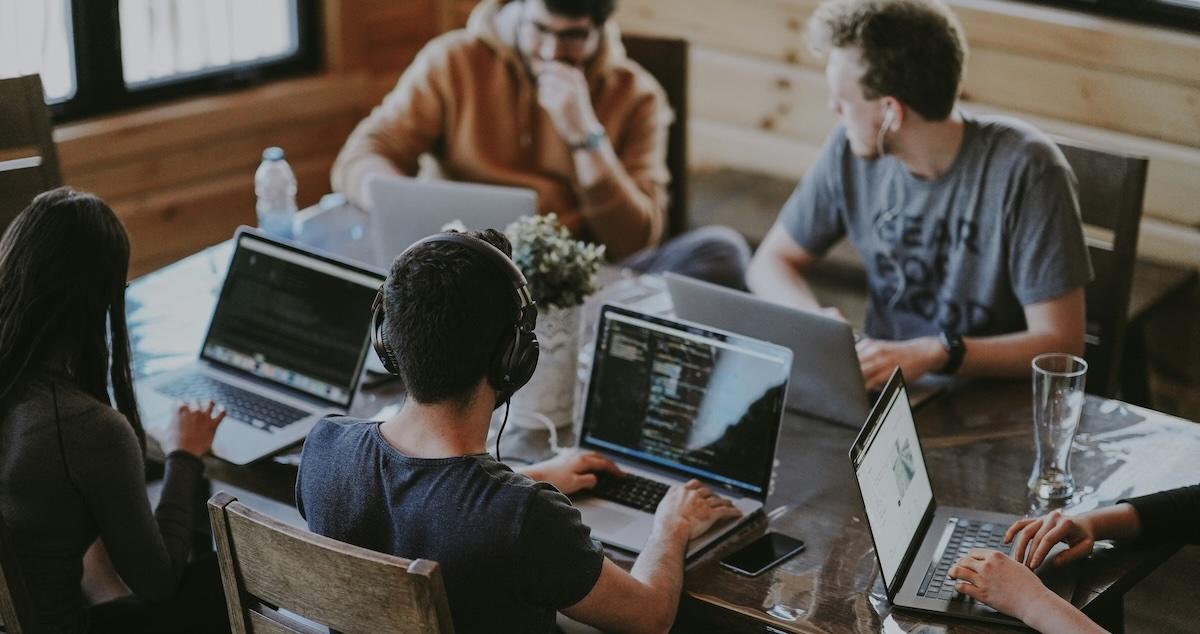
[331,0,672,259]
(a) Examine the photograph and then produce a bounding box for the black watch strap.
[938,331,966,375]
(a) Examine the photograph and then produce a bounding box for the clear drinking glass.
[1028,353,1088,501]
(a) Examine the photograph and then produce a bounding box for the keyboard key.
[592,473,671,513]
[157,374,308,431]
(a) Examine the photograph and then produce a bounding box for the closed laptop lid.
[367,175,536,263]
[199,228,384,409]
[579,304,792,500]
[665,272,869,426]
[848,369,937,599]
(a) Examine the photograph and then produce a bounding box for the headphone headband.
[371,232,540,402]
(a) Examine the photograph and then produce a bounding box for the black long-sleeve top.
[1122,484,1200,544]
[0,375,203,632]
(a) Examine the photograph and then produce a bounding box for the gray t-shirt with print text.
[781,112,1093,341]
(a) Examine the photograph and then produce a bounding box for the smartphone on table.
[720,531,806,577]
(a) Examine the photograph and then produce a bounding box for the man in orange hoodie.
[332,0,749,288]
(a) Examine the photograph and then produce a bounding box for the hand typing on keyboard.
[517,449,626,495]
[948,549,1060,624]
[161,400,226,458]
[654,480,743,541]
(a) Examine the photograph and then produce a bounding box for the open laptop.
[665,272,868,427]
[367,174,536,263]
[137,228,384,465]
[572,304,792,559]
[849,368,1077,625]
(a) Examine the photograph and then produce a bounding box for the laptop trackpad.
[586,507,640,535]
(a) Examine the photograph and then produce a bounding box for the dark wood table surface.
[130,203,1200,633]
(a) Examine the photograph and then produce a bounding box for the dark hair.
[383,229,518,409]
[0,187,145,449]
[808,0,967,121]
[540,0,617,24]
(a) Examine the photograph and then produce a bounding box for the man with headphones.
[747,0,1092,390]
[296,229,741,633]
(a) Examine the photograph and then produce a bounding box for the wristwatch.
[938,331,966,375]
[569,127,607,152]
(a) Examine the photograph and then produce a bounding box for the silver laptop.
[573,304,792,559]
[367,175,536,263]
[137,228,384,465]
[665,273,948,426]
[849,369,1077,625]
[665,273,869,427]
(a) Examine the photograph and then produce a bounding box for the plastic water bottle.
[254,147,297,239]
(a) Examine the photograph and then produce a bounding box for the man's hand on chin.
[856,336,948,390]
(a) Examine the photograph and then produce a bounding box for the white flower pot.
[508,304,582,430]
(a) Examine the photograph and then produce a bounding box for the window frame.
[51,0,322,122]
[1018,0,1200,34]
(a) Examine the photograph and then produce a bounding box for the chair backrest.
[207,492,455,634]
[0,506,35,634]
[622,35,688,240]
[1056,140,1148,399]
[0,75,62,236]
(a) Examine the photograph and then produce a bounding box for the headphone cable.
[495,398,511,463]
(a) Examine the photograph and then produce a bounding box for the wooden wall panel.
[615,0,1200,268]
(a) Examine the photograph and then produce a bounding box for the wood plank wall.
[445,0,1200,269]
[52,0,444,276]
[607,0,1200,269]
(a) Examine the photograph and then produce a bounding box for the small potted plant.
[505,213,605,429]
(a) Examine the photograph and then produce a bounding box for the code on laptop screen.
[580,306,791,496]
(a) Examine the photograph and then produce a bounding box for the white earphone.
[876,105,896,157]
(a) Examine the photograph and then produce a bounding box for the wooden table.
[130,203,1200,633]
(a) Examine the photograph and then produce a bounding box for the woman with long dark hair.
[0,188,227,632]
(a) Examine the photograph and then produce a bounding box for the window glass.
[119,0,298,88]
[0,0,76,102]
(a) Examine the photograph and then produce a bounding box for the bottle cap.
[262,146,285,161]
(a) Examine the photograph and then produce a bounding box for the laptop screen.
[200,232,383,408]
[850,374,935,591]
[579,305,791,498]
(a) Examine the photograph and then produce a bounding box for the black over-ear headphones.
[371,232,540,406]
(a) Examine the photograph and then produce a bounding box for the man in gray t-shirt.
[748,0,1091,389]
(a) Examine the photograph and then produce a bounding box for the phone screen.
[720,532,805,576]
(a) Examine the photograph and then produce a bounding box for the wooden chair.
[622,35,689,240]
[0,75,62,236]
[207,492,454,634]
[0,507,35,634]
[1057,140,1148,399]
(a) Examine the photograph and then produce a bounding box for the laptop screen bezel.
[848,368,938,600]
[578,303,791,501]
[197,227,385,409]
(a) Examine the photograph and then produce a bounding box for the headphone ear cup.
[371,292,401,376]
[507,331,539,392]
[489,326,539,398]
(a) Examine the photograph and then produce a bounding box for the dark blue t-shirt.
[296,417,605,633]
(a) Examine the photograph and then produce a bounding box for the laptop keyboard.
[918,519,1012,601]
[591,473,671,513]
[157,374,308,433]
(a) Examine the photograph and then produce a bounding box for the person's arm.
[330,40,450,211]
[1006,505,1141,570]
[559,480,742,633]
[746,222,829,315]
[857,287,1085,389]
[516,449,625,495]
[1121,484,1200,544]
[534,62,668,260]
[950,550,1108,634]
[74,402,221,602]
